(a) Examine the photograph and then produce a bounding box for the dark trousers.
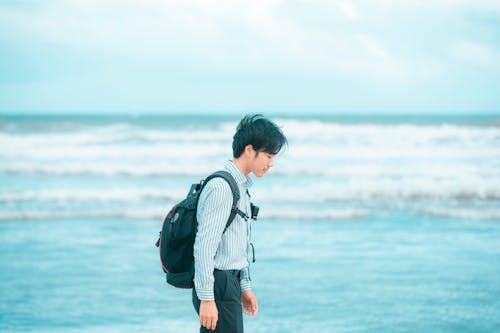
[192,270,243,333]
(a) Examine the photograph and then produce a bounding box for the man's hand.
[199,300,218,330]
[241,290,258,316]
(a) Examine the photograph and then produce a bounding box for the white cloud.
[455,42,500,71]
[2,0,500,112]
[2,0,498,82]
[356,0,500,11]
[337,1,361,21]
[0,0,409,79]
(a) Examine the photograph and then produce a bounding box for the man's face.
[251,150,274,177]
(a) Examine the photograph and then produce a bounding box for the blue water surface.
[1,213,499,333]
[1,114,500,332]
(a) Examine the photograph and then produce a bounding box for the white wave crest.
[2,204,498,222]
[0,188,181,203]
[420,207,500,220]
[0,206,374,222]
[1,177,500,204]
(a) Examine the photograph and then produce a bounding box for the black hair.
[232,114,288,158]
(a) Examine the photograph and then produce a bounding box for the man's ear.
[244,144,254,156]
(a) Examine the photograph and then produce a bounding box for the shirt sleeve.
[193,178,233,301]
[240,266,252,292]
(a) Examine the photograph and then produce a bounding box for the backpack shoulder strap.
[201,170,248,232]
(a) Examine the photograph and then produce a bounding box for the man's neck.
[231,158,250,176]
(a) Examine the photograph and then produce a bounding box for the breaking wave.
[1,116,500,221]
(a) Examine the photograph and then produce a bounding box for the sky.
[0,0,499,115]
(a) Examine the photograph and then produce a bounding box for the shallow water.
[1,213,499,333]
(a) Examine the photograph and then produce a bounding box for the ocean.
[1,114,499,332]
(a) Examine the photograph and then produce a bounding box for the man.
[192,114,287,333]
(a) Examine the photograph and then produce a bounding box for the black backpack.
[155,171,247,288]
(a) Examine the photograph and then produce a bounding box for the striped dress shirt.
[193,160,253,301]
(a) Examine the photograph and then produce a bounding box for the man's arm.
[193,178,233,300]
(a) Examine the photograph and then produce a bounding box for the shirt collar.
[224,160,253,188]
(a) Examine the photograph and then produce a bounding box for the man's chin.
[255,170,267,177]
